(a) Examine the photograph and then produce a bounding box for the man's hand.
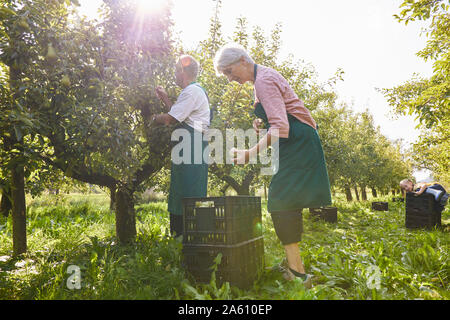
[155,86,167,99]
[155,86,172,109]
[150,114,159,126]
[152,113,178,127]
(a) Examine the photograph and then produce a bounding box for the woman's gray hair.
[213,43,254,74]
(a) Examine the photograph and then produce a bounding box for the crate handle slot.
[195,201,215,208]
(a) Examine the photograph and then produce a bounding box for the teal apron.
[167,84,209,216]
[253,64,332,213]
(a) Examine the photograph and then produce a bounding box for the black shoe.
[285,267,313,289]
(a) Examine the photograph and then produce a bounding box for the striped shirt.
[254,65,316,138]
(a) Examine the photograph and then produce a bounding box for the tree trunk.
[237,169,258,196]
[220,184,228,196]
[109,186,116,212]
[354,187,360,201]
[345,187,353,202]
[210,164,258,197]
[114,186,136,244]
[8,62,27,255]
[0,188,12,218]
[361,186,367,201]
[11,164,27,256]
[236,186,250,196]
[264,184,267,201]
[371,187,377,198]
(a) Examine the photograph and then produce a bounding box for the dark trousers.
[170,213,183,238]
[270,210,303,245]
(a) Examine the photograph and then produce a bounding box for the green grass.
[0,193,449,300]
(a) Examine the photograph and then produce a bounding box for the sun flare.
[136,0,168,13]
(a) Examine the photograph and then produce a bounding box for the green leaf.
[213,252,222,265]
[14,125,23,141]
[0,7,17,17]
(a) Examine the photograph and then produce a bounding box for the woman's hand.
[229,148,250,165]
[253,118,264,133]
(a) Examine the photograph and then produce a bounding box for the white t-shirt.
[168,84,210,132]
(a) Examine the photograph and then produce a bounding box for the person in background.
[400,178,448,213]
[152,55,211,238]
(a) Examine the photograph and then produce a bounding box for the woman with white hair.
[214,44,332,288]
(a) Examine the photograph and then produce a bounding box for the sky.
[77,0,434,180]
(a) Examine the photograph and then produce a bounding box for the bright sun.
[77,0,168,20]
[136,0,167,13]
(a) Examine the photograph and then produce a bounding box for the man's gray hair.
[213,43,254,74]
[179,55,199,79]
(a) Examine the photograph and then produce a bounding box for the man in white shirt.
[152,55,210,238]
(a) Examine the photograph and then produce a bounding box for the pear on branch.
[18,17,30,30]
[61,75,71,87]
[45,43,57,63]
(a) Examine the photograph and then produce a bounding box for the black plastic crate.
[405,192,435,214]
[182,236,264,289]
[182,196,262,245]
[309,207,338,223]
[405,213,441,229]
[372,202,388,211]
[405,193,441,229]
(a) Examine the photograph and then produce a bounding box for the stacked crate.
[372,202,389,211]
[405,192,441,229]
[309,207,338,223]
[182,196,264,289]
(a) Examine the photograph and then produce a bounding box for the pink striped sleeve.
[254,76,290,138]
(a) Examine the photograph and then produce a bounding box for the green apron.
[168,84,209,216]
[168,122,208,216]
[253,64,332,213]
